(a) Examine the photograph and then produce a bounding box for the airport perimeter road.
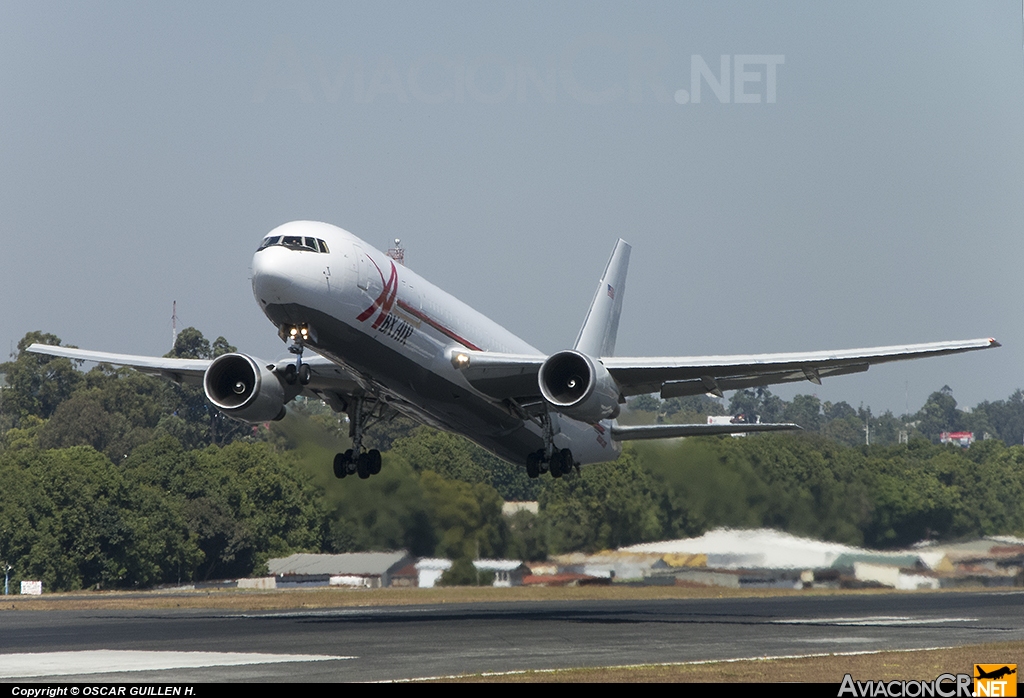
[0,591,1021,682]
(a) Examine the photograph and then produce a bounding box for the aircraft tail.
[573,239,631,358]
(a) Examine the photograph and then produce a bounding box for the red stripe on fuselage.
[357,257,399,326]
[396,299,483,352]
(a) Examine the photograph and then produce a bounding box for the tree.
[915,386,961,441]
[540,449,662,553]
[0,332,82,423]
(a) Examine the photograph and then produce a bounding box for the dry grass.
[0,583,968,612]
[434,640,1024,683]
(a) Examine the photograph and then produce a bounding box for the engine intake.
[204,353,287,423]
[539,350,621,424]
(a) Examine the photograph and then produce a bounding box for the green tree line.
[1,330,1022,590]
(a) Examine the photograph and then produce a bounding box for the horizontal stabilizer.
[610,422,801,441]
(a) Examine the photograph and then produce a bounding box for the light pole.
[2,563,11,596]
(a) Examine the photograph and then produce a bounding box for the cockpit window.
[257,235,330,253]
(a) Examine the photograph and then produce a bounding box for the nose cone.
[251,221,354,317]
[251,245,296,306]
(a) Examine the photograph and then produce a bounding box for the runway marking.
[389,646,959,683]
[771,616,978,626]
[0,650,352,679]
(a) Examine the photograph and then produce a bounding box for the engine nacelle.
[538,350,621,424]
[204,353,287,423]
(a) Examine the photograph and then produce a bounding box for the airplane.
[29,220,999,480]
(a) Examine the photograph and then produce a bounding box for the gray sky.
[2,2,1022,416]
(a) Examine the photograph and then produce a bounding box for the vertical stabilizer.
[573,239,631,358]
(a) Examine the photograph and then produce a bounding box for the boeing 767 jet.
[30,221,999,480]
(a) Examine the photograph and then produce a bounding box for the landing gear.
[284,327,311,386]
[334,448,382,479]
[331,396,384,480]
[524,447,575,479]
[519,409,577,479]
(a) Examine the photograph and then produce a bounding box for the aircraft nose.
[251,246,296,306]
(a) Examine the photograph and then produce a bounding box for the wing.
[605,337,1000,398]
[26,344,212,385]
[610,421,800,440]
[453,338,1000,401]
[25,344,362,401]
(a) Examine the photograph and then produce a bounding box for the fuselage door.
[354,243,369,290]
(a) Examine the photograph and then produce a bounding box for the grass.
[430,640,1024,682]
[0,581,1005,611]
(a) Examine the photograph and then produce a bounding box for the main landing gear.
[333,448,382,480]
[524,411,577,480]
[526,447,575,479]
[332,395,383,480]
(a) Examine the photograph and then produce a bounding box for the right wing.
[452,337,1000,402]
[25,344,362,400]
[27,344,212,385]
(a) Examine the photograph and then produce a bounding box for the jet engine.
[538,350,621,424]
[204,353,288,423]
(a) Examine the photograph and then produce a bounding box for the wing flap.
[610,422,801,440]
[605,338,999,392]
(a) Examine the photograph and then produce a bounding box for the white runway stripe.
[771,616,977,626]
[0,650,351,678]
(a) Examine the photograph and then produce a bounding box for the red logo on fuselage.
[357,257,398,329]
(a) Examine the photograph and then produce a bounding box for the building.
[267,552,414,588]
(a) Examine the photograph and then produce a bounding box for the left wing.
[452,337,1000,402]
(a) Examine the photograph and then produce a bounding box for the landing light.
[452,353,470,369]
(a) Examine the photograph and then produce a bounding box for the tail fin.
[573,239,631,358]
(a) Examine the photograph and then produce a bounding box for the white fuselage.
[250,220,621,466]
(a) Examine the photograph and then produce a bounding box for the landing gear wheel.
[549,450,563,479]
[283,363,297,385]
[526,451,541,479]
[357,452,371,479]
[333,452,348,479]
[558,448,574,475]
[368,449,382,475]
[298,363,311,385]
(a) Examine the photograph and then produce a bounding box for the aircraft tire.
[549,451,563,479]
[368,449,382,474]
[559,448,574,475]
[283,364,298,385]
[333,452,347,479]
[299,363,311,385]
[357,452,371,479]
[526,452,541,479]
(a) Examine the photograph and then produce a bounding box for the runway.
[1,591,1020,682]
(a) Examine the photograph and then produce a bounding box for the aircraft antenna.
[172,301,178,349]
[386,238,405,265]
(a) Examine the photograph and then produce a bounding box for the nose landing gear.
[281,324,313,386]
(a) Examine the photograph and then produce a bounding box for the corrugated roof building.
[268,552,413,588]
